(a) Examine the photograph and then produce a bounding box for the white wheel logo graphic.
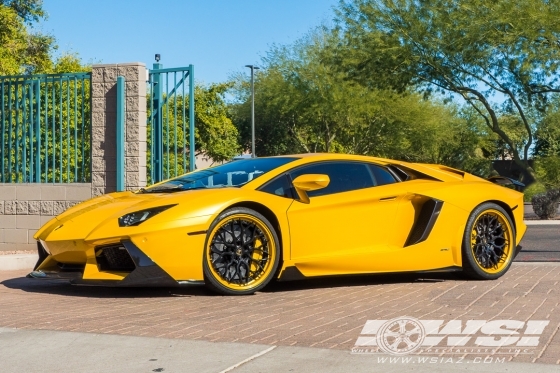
[376,317,425,355]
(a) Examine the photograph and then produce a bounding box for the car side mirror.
[292,174,330,204]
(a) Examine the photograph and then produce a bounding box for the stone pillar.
[91,63,147,196]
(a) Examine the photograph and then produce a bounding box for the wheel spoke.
[472,212,511,270]
[249,258,266,274]
[209,216,272,286]
[210,246,228,257]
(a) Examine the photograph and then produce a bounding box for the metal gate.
[148,64,194,184]
[0,72,91,183]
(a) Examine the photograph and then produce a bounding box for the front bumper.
[31,211,211,284]
[28,240,197,287]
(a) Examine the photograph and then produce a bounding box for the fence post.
[116,76,125,191]
[34,81,41,182]
[189,64,195,172]
[152,63,163,182]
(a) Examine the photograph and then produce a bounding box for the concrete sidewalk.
[0,328,557,373]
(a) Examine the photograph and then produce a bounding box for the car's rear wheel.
[203,207,280,295]
[462,203,516,280]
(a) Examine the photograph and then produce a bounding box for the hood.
[34,187,247,242]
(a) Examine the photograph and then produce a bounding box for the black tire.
[203,207,281,295]
[462,202,516,280]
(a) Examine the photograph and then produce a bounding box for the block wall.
[0,184,92,251]
[91,63,147,196]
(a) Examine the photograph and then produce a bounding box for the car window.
[290,162,375,197]
[139,157,298,193]
[369,164,397,186]
[259,174,295,199]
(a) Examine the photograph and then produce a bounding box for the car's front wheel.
[203,207,280,295]
[462,202,516,280]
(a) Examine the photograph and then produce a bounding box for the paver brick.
[0,263,558,366]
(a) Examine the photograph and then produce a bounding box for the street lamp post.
[245,65,260,158]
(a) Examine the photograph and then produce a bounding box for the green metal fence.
[147,64,194,184]
[0,72,91,183]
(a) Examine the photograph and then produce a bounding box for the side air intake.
[95,244,136,272]
[405,198,443,246]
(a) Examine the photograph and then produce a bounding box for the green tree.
[335,0,560,183]
[534,156,560,190]
[195,83,240,162]
[230,28,492,175]
[531,99,560,191]
[48,53,91,74]
[0,0,54,75]
[534,100,560,158]
[1,0,44,23]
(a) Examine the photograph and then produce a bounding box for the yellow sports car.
[30,153,526,295]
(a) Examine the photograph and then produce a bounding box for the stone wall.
[0,184,92,251]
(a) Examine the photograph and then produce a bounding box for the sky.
[38,0,341,85]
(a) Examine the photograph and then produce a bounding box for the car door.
[285,161,408,276]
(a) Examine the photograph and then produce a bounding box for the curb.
[0,254,37,271]
[524,220,560,225]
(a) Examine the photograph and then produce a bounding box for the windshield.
[140,157,299,193]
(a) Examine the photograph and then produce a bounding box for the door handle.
[380,196,397,201]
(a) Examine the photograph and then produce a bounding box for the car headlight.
[118,205,176,227]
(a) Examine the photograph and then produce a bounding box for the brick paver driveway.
[1,263,559,365]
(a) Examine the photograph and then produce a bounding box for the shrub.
[524,182,547,202]
[532,189,560,219]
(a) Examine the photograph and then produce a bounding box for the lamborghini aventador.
[30,153,526,295]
